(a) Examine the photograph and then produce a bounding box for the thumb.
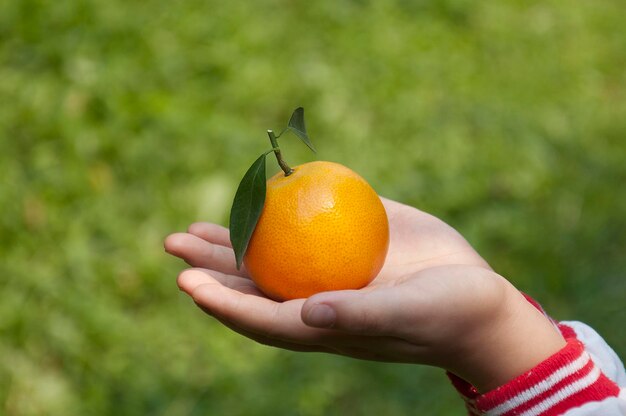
[301,289,402,335]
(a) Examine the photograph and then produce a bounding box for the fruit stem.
[267,130,293,176]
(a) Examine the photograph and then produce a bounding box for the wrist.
[450,282,566,392]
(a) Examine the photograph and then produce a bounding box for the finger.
[207,303,425,362]
[199,306,334,354]
[165,233,247,277]
[193,284,320,343]
[180,270,425,359]
[183,271,337,345]
[213,311,425,362]
[178,269,327,350]
[187,222,232,248]
[178,268,261,296]
[301,289,408,336]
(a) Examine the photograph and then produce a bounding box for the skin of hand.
[164,197,566,392]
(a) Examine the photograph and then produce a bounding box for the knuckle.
[352,309,380,333]
[259,303,283,339]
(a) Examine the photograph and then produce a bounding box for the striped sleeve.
[448,300,626,415]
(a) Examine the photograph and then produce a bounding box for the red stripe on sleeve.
[476,339,620,415]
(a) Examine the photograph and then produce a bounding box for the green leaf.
[229,153,267,269]
[287,107,316,153]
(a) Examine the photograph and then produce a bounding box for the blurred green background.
[2,0,625,414]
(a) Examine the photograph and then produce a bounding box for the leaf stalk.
[267,130,293,176]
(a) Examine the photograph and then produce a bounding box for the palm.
[374,198,491,285]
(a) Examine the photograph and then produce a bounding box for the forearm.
[448,292,626,415]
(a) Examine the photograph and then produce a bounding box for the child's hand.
[165,198,565,392]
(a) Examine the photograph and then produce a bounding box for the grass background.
[1,0,625,414]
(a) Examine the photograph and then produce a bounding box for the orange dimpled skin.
[243,161,389,301]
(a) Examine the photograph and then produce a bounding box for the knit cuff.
[449,337,621,415]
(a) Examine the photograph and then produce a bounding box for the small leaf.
[229,153,267,269]
[287,107,316,153]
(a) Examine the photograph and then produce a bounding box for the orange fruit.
[243,161,389,301]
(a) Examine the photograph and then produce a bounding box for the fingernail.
[306,304,336,328]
